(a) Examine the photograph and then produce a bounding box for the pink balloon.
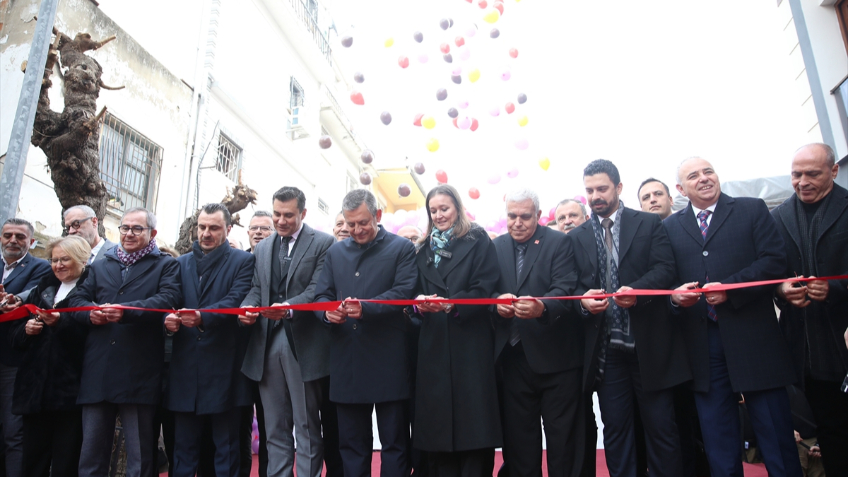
[539,216,550,226]
[457,100,469,109]
[466,210,476,221]
[452,66,463,75]
[485,220,498,231]
[458,116,471,129]
[418,53,429,63]
[458,46,471,61]
[466,26,477,37]
[514,138,529,150]
[506,167,519,178]
[501,70,511,81]
[548,207,556,219]
[489,107,500,117]
[574,195,587,204]
[487,173,501,185]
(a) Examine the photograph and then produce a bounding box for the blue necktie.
[698,211,717,321]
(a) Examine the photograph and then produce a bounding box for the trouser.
[0,365,22,477]
[578,393,596,477]
[335,400,410,477]
[319,377,343,477]
[804,376,848,476]
[79,403,157,477]
[22,410,83,477]
[426,449,494,477]
[173,409,241,477]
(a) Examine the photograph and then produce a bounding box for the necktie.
[697,211,717,321]
[279,236,293,279]
[510,243,528,347]
[602,218,614,252]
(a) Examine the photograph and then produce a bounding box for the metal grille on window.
[98,113,163,212]
[216,134,241,181]
[290,77,305,109]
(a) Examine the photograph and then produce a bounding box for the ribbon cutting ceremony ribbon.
[2,274,846,324]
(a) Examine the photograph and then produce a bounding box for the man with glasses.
[246,211,274,254]
[63,205,116,264]
[70,207,182,477]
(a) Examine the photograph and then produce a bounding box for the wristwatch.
[444,303,453,313]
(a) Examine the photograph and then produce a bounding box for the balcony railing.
[288,0,332,66]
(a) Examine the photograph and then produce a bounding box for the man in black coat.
[165,203,255,477]
[772,143,848,476]
[665,157,801,477]
[0,218,51,477]
[571,160,690,477]
[314,189,417,477]
[70,207,182,477]
[492,188,583,477]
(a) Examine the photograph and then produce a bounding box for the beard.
[591,197,619,218]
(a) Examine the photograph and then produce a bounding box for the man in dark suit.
[62,205,117,263]
[70,207,182,477]
[772,143,848,476]
[240,187,335,477]
[665,157,801,477]
[571,159,690,477]
[493,188,583,477]
[0,218,51,477]
[314,189,417,477]
[165,203,256,477]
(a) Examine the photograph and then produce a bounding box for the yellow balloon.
[427,138,440,152]
[422,116,436,129]
[469,69,481,83]
[483,9,500,23]
[538,158,550,171]
[518,115,529,127]
[384,38,394,48]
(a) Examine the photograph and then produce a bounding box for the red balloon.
[455,36,465,47]
[436,170,448,184]
[413,113,424,127]
[452,117,459,128]
[509,47,518,58]
[470,118,479,132]
[539,216,550,226]
[493,2,504,14]
[505,102,515,114]
[477,0,487,8]
[440,43,450,54]
[350,91,365,105]
[398,56,410,68]
[469,187,480,200]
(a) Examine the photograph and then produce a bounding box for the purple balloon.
[490,28,500,38]
[507,167,519,178]
[514,138,529,150]
[451,74,461,85]
[447,107,458,118]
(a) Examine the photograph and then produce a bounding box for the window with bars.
[290,77,305,109]
[216,134,242,181]
[98,113,163,212]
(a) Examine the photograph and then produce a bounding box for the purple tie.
[698,210,717,321]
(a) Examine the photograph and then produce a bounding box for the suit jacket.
[241,224,335,383]
[664,193,794,393]
[313,226,417,404]
[492,226,582,374]
[0,253,52,367]
[69,246,182,405]
[571,207,690,393]
[414,225,502,452]
[94,239,117,262]
[167,243,255,414]
[772,184,848,383]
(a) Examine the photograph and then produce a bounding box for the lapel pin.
[534,240,539,245]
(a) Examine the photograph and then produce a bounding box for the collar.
[351,225,386,249]
[513,225,543,247]
[2,253,27,269]
[90,238,106,258]
[691,202,717,219]
[282,224,304,243]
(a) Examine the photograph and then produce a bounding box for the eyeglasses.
[50,257,75,265]
[248,226,272,233]
[118,225,151,236]
[63,217,94,233]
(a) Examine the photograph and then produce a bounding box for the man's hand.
[239,307,260,326]
[496,293,517,318]
[416,295,443,314]
[0,293,21,313]
[36,310,60,326]
[613,286,636,309]
[581,289,609,315]
[702,282,727,306]
[844,326,848,350]
[779,281,809,308]
[25,318,43,336]
[164,313,181,332]
[808,444,821,458]
[671,282,701,308]
[325,303,347,324]
[262,303,289,321]
[178,310,202,328]
[343,298,362,319]
[514,297,545,319]
[806,277,828,302]
[101,305,123,323]
[90,308,108,325]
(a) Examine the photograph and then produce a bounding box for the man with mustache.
[555,199,589,234]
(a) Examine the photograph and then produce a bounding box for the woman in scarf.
[412,184,502,477]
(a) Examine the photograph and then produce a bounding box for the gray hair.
[46,235,91,267]
[342,189,378,217]
[504,188,540,213]
[556,198,588,216]
[63,205,96,219]
[795,143,836,167]
[122,207,157,229]
[252,210,273,218]
[676,156,706,185]
[2,218,34,237]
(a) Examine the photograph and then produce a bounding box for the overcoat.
[69,246,182,405]
[413,225,502,452]
[166,243,255,414]
[0,252,52,367]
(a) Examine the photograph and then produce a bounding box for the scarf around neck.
[430,226,454,268]
[192,240,229,280]
[116,238,158,267]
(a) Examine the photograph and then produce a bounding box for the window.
[290,77,305,109]
[317,198,329,214]
[99,113,163,212]
[215,133,241,181]
[346,174,357,193]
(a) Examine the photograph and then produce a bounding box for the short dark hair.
[343,189,378,216]
[252,210,272,218]
[272,187,307,212]
[2,218,34,237]
[583,159,620,185]
[637,178,670,200]
[201,203,232,227]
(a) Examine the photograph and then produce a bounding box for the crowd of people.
[0,142,846,477]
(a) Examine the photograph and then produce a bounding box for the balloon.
[487,173,501,185]
[422,116,436,129]
[458,116,471,129]
[439,18,452,30]
[468,69,481,83]
[418,53,429,63]
[548,207,556,220]
[353,72,364,83]
[517,92,527,104]
[341,36,353,48]
[350,91,364,105]
[470,118,479,132]
[459,47,471,61]
[436,88,448,101]
[501,69,511,81]
[360,172,372,185]
[413,31,424,43]
[447,107,458,118]
[489,107,500,117]
[574,195,587,204]
[538,158,551,171]
[436,169,448,183]
[478,0,488,8]
[455,36,465,47]
[360,150,374,164]
[452,117,458,128]
[318,135,332,149]
[440,43,450,54]
[483,9,500,23]
[413,113,424,126]
[507,167,519,178]
[451,74,462,85]
[414,162,426,174]
[398,184,411,197]
[466,25,477,37]
[380,111,392,125]
[384,38,394,47]
[469,187,481,200]
[426,138,440,152]
[505,102,515,114]
[406,209,419,225]
[490,28,500,38]
[451,66,463,75]
[514,138,529,150]
[443,53,453,63]
[493,2,504,14]
[466,210,476,221]
[517,115,528,127]
[457,99,469,109]
[398,56,409,68]
[509,47,518,58]
[539,216,550,226]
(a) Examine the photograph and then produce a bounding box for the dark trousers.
[335,400,410,477]
[79,403,157,477]
[804,376,848,476]
[319,377,343,477]
[694,321,801,477]
[596,347,682,477]
[578,393,596,477]
[153,404,175,477]
[21,410,82,477]
[501,343,583,477]
[427,449,494,477]
[673,384,709,477]
[173,409,241,477]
